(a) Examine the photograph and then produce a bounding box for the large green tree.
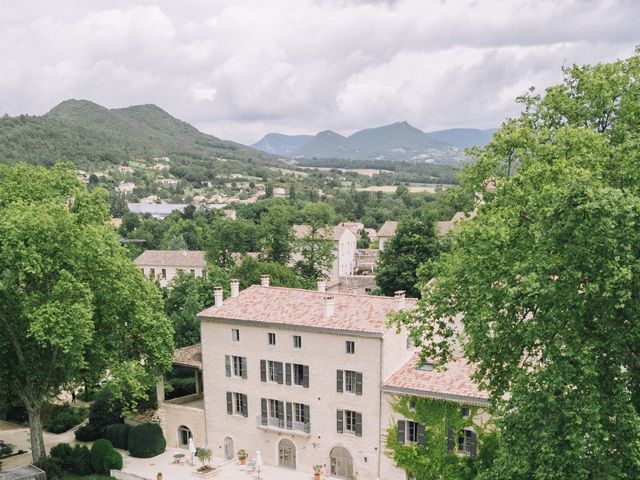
[394,50,640,479]
[0,163,174,463]
[259,204,294,264]
[295,203,335,279]
[375,210,439,298]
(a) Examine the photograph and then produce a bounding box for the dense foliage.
[43,405,88,434]
[394,49,640,479]
[90,439,123,475]
[103,423,132,450]
[0,163,174,462]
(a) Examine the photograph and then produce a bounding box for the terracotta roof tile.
[378,221,398,237]
[134,250,206,268]
[198,285,416,335]
[173,344,202,369]
[383,353,489,405]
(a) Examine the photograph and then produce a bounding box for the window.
[161,268,167,279]
[345,410,357,434]
[294,403,305,423]
[408,400,417,411]
[232,356,246,377]
[268,399,283,420]
[260,360,284,384]
[268,332,276,345]
[190,269,195,275]
[234,392,246,415]
[150,268,155,278]
[458,429,474,455]
[346,340,355,354]
[406,336,414,349]
[397,420,424,446]
[344,370,357,393]
[231,329,240,342]
[418,362,434,372]
[337,370,362,395]
[268,361,277,382]
[406,421,419,444]
[226,392,247,417]
[337,409,362,437]
[293,335,302,349]
[293,364,305,386]
[461,407,470,418]
[140,268,145,274]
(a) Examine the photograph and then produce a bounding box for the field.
[356,184,450,193]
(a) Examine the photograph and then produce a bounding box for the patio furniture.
[245,458,256,472]
[173,453,186,464]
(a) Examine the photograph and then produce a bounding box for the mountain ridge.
[251,121,496,164]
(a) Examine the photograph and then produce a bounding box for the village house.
[127,203,226,220]
[116,181,135,194]
[292,224,358,278]
[156,277,488,480]
[273,187,286,197]
[436,211,477,237]
[134,250,206,287]
[118,165,134,174]
[377,221,398,251]
[156,177,178,185]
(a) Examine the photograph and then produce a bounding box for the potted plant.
[237,449,248,465]
[195,447,216,477]
[156,473,163,480]
[313,464,323,480]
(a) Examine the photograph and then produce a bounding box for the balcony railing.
[256,416,311,434]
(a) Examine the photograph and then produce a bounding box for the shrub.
[35,457,62,479]
[89,387,124,429]
[91,439,122,475]
[50,443,74,470]
[128,423,166,458]
[0,442,14,457]
[75,423,103,442]
[44,406,87,433]
[104,423,131,450]
[70,444,93,475]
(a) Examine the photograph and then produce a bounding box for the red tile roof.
[173,344,203,369]
[198,285,415,335]
[134,250,206,268]
[378,221,398,238]
[383,353,489,405]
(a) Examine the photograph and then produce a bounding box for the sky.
[1,0,638,145]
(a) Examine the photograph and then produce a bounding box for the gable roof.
[378,221,399,238]
[198,285,416,335]
[436,211,476,236]
[292,224,356,242]
[383,353,489,405]
[172,344,203,370]
[134,250,207,268]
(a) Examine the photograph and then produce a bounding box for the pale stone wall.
[200,320,385,480]
[382,327,414,381]
[139,265,205,287]
[336,229,358,276]
[158,399,207,449]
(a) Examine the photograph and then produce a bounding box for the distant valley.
[251,122,496,165]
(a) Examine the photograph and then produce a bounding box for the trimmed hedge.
[75,423,103,442]
[70,444,93,475]
[104,423,131,450]
[90,439,122,474]
[44,406,88,433]
[50,442,74,470]
[128,423,166,458]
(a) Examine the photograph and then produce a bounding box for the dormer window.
[418,362,434,372]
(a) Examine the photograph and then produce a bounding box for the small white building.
[134,250,206,287]
[377,221,398,251]
[292,224,358,278]
[118,165,134,174]
[116,181,136,194]
[273,187,286,197]
[156,177,178,185]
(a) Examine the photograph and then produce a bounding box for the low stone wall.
[158,401,207,449]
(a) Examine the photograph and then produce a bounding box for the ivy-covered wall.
[385,395,498,480]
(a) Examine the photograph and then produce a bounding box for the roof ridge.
[242,284,416,301]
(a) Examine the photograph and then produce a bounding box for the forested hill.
[0,99,272,169]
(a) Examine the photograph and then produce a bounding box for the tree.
[232,256,307,290]
[205,218,257,269]
[357,228,370,249]
[295,203,335,279]
[0,163,174,463]
[375,210,439,297]
[394,50,640,479]
[259,205,294,264]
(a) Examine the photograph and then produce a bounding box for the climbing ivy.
[385,395,498,480]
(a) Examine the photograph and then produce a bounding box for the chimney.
[214,286,223,308]
[261,275,270,287]
[317,278,326,293]
[230,279,240,298]
[394,290,406,310]
[323,296,335,319]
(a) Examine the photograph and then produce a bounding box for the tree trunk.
[26,404,46,464]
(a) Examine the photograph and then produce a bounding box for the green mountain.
[0,99,271,169]
[250,121,476,164]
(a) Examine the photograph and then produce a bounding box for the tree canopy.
[394,49,640,479]
[0,163,174,462]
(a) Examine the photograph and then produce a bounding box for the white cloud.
[0,0,637,144]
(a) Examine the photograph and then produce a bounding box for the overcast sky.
[1,0,638,144]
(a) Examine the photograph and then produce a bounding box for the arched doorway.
[278,439,296,469]
[330,446,353,479]
[224,436,235,460]
[178,425,192,449]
